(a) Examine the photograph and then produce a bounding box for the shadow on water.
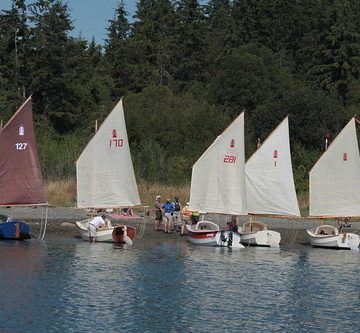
[0,237,360,332]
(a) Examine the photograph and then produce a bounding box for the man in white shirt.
[88,215,106,242]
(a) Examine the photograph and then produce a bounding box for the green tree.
[0,0,29,100]
[128,0,176,90]
[104,1,132,97]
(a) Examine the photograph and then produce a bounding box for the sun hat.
[155,195,161,200]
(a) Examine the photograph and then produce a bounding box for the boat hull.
[76,220,114,242]
[186,222,244,248]
[240,230,281,248]
[0,221,31,240]
[307,228,360,250]
[112,225,136,244]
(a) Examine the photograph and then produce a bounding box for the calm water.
[0,235,360,332]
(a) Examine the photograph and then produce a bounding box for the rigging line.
[39,206,49,240]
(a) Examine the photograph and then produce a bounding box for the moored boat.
[187,112,247,248]
[0,97,47,240]
[75,98,144,242]
[307,117,360,250]
[242,117,299,247]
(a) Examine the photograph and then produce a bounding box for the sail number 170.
[224,155,237,163]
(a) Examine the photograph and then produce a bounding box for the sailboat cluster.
[0,97,360,250]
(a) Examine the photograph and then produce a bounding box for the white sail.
[76,99,140,208]
[310,118,360,216]
[189,112,247,215]
[245,117,300,217]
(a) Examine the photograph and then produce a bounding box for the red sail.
[0,97,47,205]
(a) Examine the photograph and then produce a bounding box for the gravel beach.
[1,206,360,244]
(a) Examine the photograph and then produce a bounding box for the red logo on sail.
[112,129,118,138]
[343,153,348,161]
[273,150,278,158]
[230,139,235,148]
[19,125,25,136]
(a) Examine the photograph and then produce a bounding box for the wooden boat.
[307,117,360,250]
[186,112,246,248]
[76,99,142,242]
[241,117,300,247]
[112,225,136,245]
[0,97,47,240]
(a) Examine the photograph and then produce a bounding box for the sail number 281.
[15,142,28,150]
[224,155,236,163]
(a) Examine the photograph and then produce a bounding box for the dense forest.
[1,0,360,194]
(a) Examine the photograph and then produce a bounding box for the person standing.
[154,195,163,231]
[88,215,106,242]
[180,202,191,236]
[172,196,182,232]
[162,199,175,233]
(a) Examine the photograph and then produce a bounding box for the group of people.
[154,195,200,235]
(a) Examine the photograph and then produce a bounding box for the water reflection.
[0,238,360,332]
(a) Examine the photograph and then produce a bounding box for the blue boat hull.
[0,221,31,240]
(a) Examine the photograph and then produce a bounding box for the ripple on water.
[0,238,360,332]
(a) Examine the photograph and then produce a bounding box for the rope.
[137,207,148,239]
[39,206,49,240]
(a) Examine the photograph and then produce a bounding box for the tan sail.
[246,117,300,217]
[310,118,360,216]
[76,99,140,208]
[189,112,247,215]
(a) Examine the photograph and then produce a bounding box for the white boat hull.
[76,220,114,242]
[186,221,244,248]
[240,230,281,248]
[307,228,360,250]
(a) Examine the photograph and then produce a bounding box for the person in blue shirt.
[162,199,174,233]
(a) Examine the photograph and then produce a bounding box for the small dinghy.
[187,112,247,248]
[307,117,360,250]
[242,117,300,247]
[112,225,136,245]
[0,97,47,240]
[76,99,145,243]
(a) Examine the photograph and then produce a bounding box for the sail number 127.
[224,155,236,163]
[15,142,28,150]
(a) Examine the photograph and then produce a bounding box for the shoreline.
[1,206,360,244]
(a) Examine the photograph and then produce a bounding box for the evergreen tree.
[129,0,176,89]
[308,0,360,105]
[28,0,84,132]
[172,0,206,89]
[0,0,29,100]
[104,1,132,97]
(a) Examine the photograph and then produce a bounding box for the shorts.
[88,224,96,237]
[163,212,172,223]
[155,210,162,221]
[173,213,182,224]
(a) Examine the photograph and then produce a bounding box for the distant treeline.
[1,0,360,193]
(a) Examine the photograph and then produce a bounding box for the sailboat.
[0,97,47,240]
[306,117,360,250]
[186,112,247,248]
[241,117,300,247]
[75,98,141,243]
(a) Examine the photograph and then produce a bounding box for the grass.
[45,178,77,206]
[44,179,310,214]
[44,178,191,207]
